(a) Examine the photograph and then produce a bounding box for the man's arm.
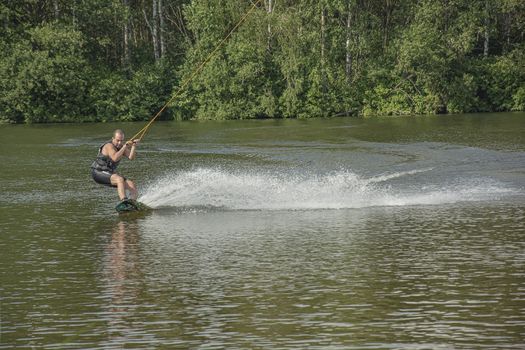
[104,143,129,162]
[125,140,139,160]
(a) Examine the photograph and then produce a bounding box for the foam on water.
[139,167,513,210]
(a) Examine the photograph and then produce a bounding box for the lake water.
[1,113,525,349]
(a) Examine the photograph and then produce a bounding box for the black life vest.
[91,141,121,173]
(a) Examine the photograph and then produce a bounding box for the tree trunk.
[321,8,326,65]
[72,4,76,26]
[159,0,166,58]
[345,8,352,81]
[266,0,273,52]
[383,0,392,51]
[123,0,130,66]
[152,0,160,62]
[320,7,327,94]
[53,0,59,20]
[483,0,489,57]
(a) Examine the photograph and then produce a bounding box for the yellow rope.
[130,0,262,142]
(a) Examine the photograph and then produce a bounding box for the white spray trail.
[139,167,512,210]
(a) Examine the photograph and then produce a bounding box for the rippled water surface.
[1,113,525,349]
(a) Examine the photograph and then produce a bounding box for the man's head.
[112,129,125,149]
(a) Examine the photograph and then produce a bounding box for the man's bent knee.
[111,174,125,185]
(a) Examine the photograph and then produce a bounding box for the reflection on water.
[102,221,143,348]
[26,205,516,349]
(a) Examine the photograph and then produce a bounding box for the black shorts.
[92,169,126,188]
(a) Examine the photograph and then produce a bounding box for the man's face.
[112,133,125,149]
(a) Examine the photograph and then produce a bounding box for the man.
[91,129,139,201]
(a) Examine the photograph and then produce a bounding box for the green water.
[1,113,525,349]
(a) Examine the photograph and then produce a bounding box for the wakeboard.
[115,199,151,213]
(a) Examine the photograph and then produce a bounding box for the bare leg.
[110,174,127,200]
[126,180,138,200]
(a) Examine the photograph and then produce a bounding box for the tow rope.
[130,0,263,142]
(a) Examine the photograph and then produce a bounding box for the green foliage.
[393,0,480,114]
[0,23,91,123]
[177,0,279,120]
[90,63,176,122]
[484,48,525,112]
[1,0,524,123]
[513,87,525,111]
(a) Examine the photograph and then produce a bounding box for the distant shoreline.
[3,110,525,125]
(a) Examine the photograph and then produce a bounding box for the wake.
[139,167,512,210]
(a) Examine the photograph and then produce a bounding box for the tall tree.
[264,0,274,52]
[123,0,131,66]
[345,2,353,81]
[483,0,490,56]
[159,0,166,58]
[152,0,160,61]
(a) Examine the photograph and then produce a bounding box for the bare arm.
[104,143,129,162]
[125,140,139,160]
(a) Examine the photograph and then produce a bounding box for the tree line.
[0,0,524,123]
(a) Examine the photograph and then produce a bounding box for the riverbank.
[2,107,525,125]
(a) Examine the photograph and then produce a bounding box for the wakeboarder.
[91,129,139,201]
